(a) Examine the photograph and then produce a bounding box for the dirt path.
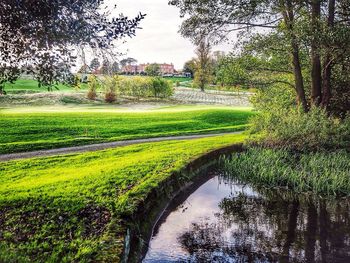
[0,132,242,162]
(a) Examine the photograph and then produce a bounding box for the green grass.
[3,79,83,94]
[0,106,253,154]
[222,147,350,196]
[0,133,246,262]
[162,76,191,84]
[4,77,191,94]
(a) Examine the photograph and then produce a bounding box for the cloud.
[106,0,234,69]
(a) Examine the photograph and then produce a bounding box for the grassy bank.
[222,147,350,196]
[0,133,246,262]
[0,106,253,154]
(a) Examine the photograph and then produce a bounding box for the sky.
[109,0,234,70]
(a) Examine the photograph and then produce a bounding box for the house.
[122,63,175,75]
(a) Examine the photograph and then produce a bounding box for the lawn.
[3,77,191,94]
[3,79,81,94]
[0,133,246,262]
[0,106,253,154]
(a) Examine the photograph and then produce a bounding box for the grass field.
[0,106,253,154]
[0,133,246,262]
[3,77,191,94]
[3,79,81,94]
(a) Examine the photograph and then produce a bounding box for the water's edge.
[121,144,244,263]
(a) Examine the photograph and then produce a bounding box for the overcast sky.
[110,0,234,70]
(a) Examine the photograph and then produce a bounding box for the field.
[0,106,253,154]
[0,79,253,261]
[3,79,81,94]
[0,133,246,262]
[3,77,191,94]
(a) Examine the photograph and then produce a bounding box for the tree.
[100,59,112,75]
[120,57,138,67]
[145,63,161,76]
[0,0,145,91]
[0,67,20,95]
[183,59,197,78]
[77,64,89,74]
[111,62,120,74]
[193,37,212,92]
[89,58,101,73]
[170,0,350,113]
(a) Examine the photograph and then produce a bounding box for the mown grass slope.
[0,133,246,262]
[0,106,253,154]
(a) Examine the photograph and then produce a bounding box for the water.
[143,171,350,263]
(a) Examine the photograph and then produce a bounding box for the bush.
[103,76,117,103]
[149,77,173,98]
[87,75,99,100]
[249,83,350,150]
[250,106,350,150]
[113,76,173,99]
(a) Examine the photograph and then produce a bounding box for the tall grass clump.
[222,147,350,196]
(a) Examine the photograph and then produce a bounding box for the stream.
[142,168,350,262]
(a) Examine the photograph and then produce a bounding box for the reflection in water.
[143,171,350,263]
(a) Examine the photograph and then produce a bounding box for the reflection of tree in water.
[178,181,350,262]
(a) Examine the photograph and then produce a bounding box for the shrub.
[114,76,173,99]
[249,83,350,150]
[149,77,173,98]
[104,91,116,103]
[87,75,99,100]
[250,106,350,150]
[103,76,117,103]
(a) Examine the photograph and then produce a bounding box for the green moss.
[0,134,246,262]
[0,107,253,154]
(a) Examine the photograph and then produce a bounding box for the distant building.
[122,63,175,75]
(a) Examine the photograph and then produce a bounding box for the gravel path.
[172,87,251,106]
[0,132,242,162]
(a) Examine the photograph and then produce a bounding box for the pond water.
[142,170,350,263]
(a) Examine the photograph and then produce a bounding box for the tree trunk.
[321,0,336,108]
[282,0,308,112]
[311,0,322,106]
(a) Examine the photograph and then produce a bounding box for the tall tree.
[111,61,120,74]
[89,58,101,73]
[310,0,322,105]
[100,59,112,75]
[321,0,336,108]
[120,57,138,67]
[194,37,212,92]
[145,63,161,76]
[170,0,350,113]
[183,59,197,78]
[0,0,145,91]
